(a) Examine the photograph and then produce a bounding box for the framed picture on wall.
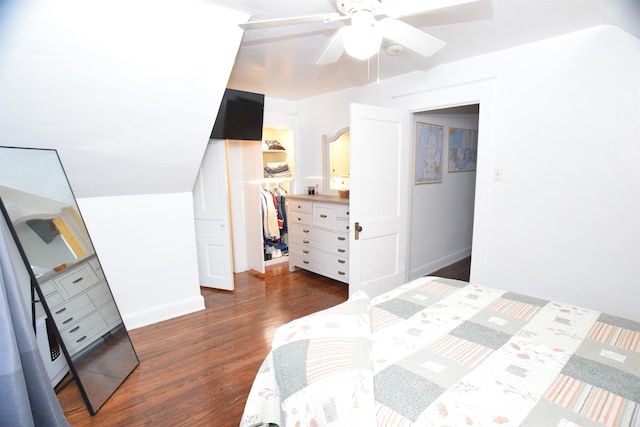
[448,127,477,172]
[415,122,444,184]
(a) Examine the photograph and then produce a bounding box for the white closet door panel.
[241,141,266,274]
[193,140,234,290]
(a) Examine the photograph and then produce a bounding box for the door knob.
[354,222,363,240]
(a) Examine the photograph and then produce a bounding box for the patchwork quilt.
[240,277,640,426]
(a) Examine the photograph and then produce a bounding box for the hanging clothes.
[276,194,287,234]
[259,187,280,240]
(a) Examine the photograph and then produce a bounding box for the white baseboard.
[409,247,472,281]
[124,295,206,330]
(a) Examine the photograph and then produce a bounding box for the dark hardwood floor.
[58,257,470,426]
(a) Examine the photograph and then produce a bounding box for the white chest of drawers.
[38,255,119,356]
[288,195,349,283]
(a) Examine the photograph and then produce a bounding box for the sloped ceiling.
[0,0,247,198]
[222,0,640,100]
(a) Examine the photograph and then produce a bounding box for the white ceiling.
[215,0,640,100]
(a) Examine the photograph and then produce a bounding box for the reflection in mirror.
[0,146,139,415]
[322,128,350,194]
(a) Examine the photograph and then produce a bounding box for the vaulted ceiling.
[216,0,640,100]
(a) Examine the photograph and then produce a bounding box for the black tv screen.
[210,88,264,141]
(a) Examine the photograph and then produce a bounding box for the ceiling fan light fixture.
[342,10,382,60]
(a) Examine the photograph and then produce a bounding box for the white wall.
[78,193,203,328]
[1,0,248,328]
[409,110,478,279]
[296,25,640,321]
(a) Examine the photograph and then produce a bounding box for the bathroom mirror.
[322,128,350,194]
[0,146,139,415]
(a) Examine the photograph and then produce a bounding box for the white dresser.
[37,255,120,357]
[288,195,350,283]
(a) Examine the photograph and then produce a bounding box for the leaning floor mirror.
[0,146,139,415]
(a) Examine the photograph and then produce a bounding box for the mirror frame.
[0,146,139,415]
[322,127,350,196]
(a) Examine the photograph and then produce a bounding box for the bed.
[240,276,640,426]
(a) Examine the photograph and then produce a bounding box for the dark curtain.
[0,219,71,426]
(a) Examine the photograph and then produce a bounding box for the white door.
[193,140,234,290]
[349,103,411,297]
[242,140,266,274]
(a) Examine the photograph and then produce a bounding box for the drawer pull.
[303,260,310,264]
[338,236,346,241]
[338,259,346,264]
[76,335,87,343]
[346,225,350,230]
[297,205,302,209]
[55,307,67,315]
[70,326,80,333]
[303,250,309,254]
[338,271,346,275]
[298,217,302,221]
[72,277,84,284]
[320,214,327,218]
[303,240,310,244]
[338,249,346,253]
[346,211,349,215]
[62,317,74,325]
[303,229,310,233]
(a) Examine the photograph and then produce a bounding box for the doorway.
[408,104,479,280]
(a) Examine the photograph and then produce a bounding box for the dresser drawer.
[55,264,100,299]
[51,293,95,330]
[289,200,312,213]
[46,292,65,307]
[336,218,350,233]
[62,311,108,354]
[289,223,315,238]
[288,232,314,248]
[89,257,105,280]
[312,204,336,229]
[335,205,350,219]
[289,211,311,225]
[314,228,348,248]
[88,281,112,308]
[39,280,57,296]
[326,267,349,283]
[99,300,120,327]
[323,252,349,270]
[290,245,322,262]
[289,254,320,272]
[326,245,349,259]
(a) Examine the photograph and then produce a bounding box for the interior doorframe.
[394,78,497,284]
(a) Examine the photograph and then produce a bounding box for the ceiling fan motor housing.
[337,0,383,16]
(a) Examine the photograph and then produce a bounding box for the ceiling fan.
[239,0,479,64]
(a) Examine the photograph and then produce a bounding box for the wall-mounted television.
[210,88,264,141]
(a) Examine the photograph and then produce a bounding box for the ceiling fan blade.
[240,13,344,30]
[378,18,446,58]
[315,27,346,65]
[382,0,480,18]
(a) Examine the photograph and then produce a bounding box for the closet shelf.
[261,177,292,184]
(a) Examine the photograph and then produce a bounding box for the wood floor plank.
[57,258,469,425]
